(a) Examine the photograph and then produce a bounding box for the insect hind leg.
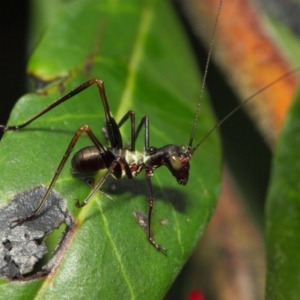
[10,124,108,226]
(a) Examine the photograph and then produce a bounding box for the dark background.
[0,1,29,135]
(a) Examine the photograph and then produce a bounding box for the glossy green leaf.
[266,90,300,299]
[0,0,220,298]
[262,12,300,299]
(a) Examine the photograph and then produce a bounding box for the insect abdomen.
[71,146,106,177]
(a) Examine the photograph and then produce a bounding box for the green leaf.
[0,0,221,298]
[266,90,300,299]
[263,12,300,299]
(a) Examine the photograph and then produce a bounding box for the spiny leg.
[11,124,108,226]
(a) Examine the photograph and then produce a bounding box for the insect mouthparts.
[178,177,188,185]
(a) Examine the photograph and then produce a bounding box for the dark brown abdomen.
[71,146,106,177]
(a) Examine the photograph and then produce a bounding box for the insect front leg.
[11,124,108,226]
[135,116,166,253]
[145,174,167,254]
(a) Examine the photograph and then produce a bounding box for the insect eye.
[170,155,182,170]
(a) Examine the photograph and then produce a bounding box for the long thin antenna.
[188,0,223,148]
[191,67,300,154]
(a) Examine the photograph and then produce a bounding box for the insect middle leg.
[114,111,150,151]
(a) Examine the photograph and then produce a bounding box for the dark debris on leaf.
[0,185,74,279]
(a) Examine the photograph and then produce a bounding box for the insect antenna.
[191,67,300,155]
[188,0,223,149]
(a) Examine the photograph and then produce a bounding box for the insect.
[0,0,297,254]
